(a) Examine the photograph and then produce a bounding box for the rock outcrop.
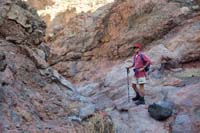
[73,2,200,131]
[0,0,113,132]
[45,0,200,83]
[1,0,200,132]
[169,83,200,133]
[25,0,115,35]
[0,0,46,46]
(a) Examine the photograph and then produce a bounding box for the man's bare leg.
[139,84,145,97]
[132,83,140,101]
[132,83,138,92]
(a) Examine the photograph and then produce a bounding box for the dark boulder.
[148,101,173,121]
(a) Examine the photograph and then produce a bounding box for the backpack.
[133,53,150,72]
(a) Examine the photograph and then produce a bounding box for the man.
[126,43,151,105]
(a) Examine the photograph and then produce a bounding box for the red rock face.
[0,0,113,132]
[43,0,200,83]
[42,0,200,132]
[1,0,200,132]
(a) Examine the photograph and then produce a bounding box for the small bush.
[83,112,114,133]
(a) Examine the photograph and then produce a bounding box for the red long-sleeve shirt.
[132,52,151,78]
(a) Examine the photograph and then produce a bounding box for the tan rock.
[16,107,32,122]
[7,4,32,29]
[0,0,46,46]
[163,77,185,87]
[22,46,49,69]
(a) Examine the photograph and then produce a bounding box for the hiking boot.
[135,97,145,105]
[132,92,140,101]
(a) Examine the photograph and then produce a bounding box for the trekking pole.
[126,68,130,103]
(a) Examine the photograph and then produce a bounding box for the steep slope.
[46,0,200,83]
[25,0,115,35]
[3,0,199,132]
[0,0,113,132]
[32,0,200,132]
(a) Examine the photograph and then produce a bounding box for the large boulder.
[148,101,173,121]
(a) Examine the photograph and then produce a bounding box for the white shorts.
[132,77,147,84]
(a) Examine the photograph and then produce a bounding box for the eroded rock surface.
[46,0,200,83]
[1,0,200,132]
[0,0,113,132]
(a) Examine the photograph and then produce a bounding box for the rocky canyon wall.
[38,0,200,83]
[0,0,113,132]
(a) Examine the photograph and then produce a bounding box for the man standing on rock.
[126,43,151,105]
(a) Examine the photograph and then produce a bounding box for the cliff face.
[1,0,200,132]
[39,0,200,83]
[32,0,199,132]
[25,0,115,35]
[0,0,112,132]
[0,0,46,46]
